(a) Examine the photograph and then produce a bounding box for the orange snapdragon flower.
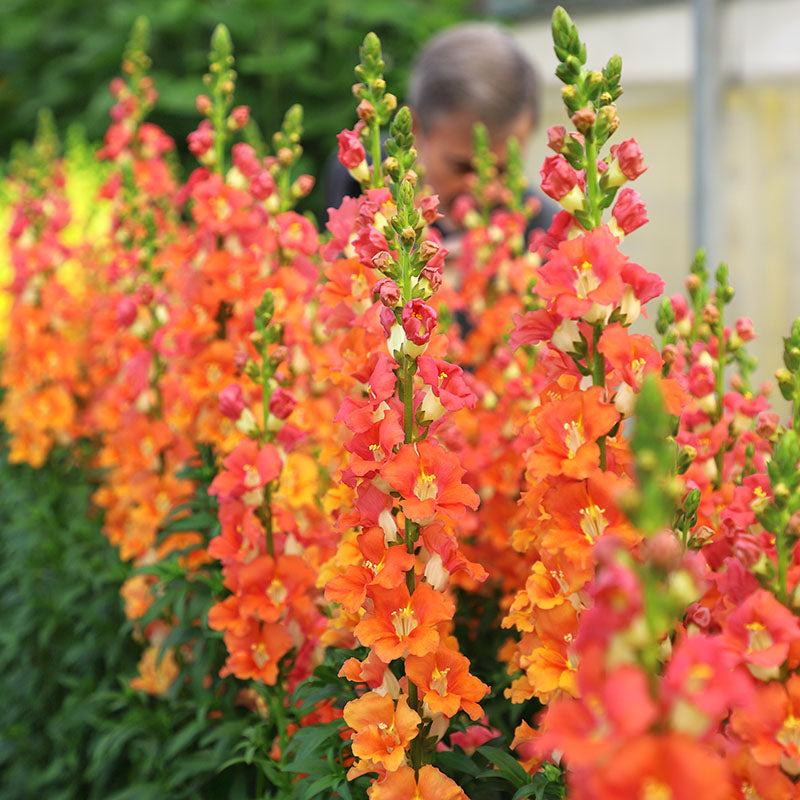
[380,441,479,524]
[405,644,488,720]
[368,764,468,799]
[355,582,454,662]
[343,692,420,772]
[529,386,619,480]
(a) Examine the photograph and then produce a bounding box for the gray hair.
[407,23,541,133]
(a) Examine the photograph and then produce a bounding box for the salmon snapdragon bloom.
[325,526,416,613]
[355,581,454,662]
[368,764,468,800]
[208,439,282,504]
[405,644,488,720]
[529,386,619,480]
[536,226,627,323]
[380,441,479,524]
[218,619,293,685]
[724,590,800,679]
[343,692,420,772]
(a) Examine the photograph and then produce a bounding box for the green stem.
[260,342,275,557]
[584,132,601,228]
[371,118,383,188]
[213,92,226,175]
[264,483,274,558]
[776,515,789,605]
[591,324,608,471]
[713,307,725,489]
[279,168,291,212]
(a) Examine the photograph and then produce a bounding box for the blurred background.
[2,0,799,385]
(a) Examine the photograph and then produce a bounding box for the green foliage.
[0,0,471,215]
[624,376,682,535]
[0,435,255,798]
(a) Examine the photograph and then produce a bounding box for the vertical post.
[693,0,723,267]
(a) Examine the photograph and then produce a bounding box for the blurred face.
[413,109,535,228]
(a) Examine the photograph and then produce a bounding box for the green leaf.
[476,745,531,789]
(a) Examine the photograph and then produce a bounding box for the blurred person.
[323,22,557,241]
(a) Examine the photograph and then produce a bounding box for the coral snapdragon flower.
[724,590,800,679]
[343,692,420,772]
[325,527,416,613]
[208,439,282,504]
[537,227,627,322]
[405,644,488,719]
[368,764,468,799]
[380,442,479,524]
[355,581,454,662]
[529,387,619,480]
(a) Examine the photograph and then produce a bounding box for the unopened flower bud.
[774,482,791,502]
[401,226,416,242]
[571,106,596,134]
[701,303,720,325]
[662,343,678,368]
[676,445,697,474]
[547,125,566,153]
[374,278,401,307]
[277,146,294,166]
[372,250,394,273]
[685,602,711,630]
[736,317,755,342]
[595,105,619,138]
[382,156,399,177]
[561,84,580,111]
[229,105,250,129]
[419,240,440,261]
[116,296,138,327]
[689,525,715,548]
[685,273,702,292]
[244,360,260,381]
[356,99,375,120]
[269,387,297,420]
[234,350,249,374]
[195,94,212,115]
[646,530,682,569]
[291,174,315,199]
[371,77,386,93]
[383,93,397,112]
[755,411,780,439]
[787,511,800,537]
[733,533,762,568]
[269,345,289,368]
[137,283,154,304]
[219,383,246,420]
[404,169,418,187]
[775,367,794,401]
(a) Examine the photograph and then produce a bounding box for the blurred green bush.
[0,0,471,215]
[0,437,254,799]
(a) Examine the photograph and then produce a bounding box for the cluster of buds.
[337,32,398,188]
[189,24,237,169]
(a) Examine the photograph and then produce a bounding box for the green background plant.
[0,0,471,215]
[0,435,254,799]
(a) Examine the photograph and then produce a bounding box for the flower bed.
[2,8,798,799]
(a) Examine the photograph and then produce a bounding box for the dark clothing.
[321,149,559,241]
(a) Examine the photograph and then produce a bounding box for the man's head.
[407,23,541,221]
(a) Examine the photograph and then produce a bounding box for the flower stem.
[584,132,601,228]
[592,324,608,470]
[371,119,383,188]
[713,302,725,489]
